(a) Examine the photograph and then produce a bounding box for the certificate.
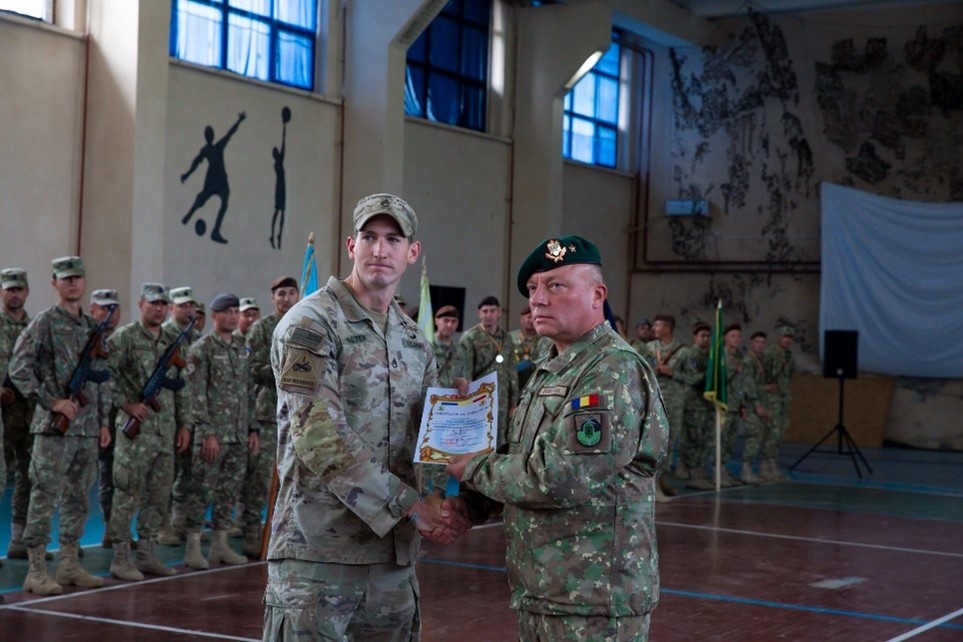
[414,371,498,465]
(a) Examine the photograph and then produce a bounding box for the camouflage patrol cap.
[0,268,28,290]
[90,289,120,306]
[516,235,602,297]
[209,293,240,313]
[353,193,418,238]
[778,325,796,337]
[239,297,259,311]
[52,256,85,279]
[195,302,206,314]
[141,283,170,303]
[170,287,196,305]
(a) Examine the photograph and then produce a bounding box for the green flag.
[703,300,728,411]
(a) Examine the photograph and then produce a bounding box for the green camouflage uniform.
[459,324,519,448]
[462,323,668,634]
[728,349,763,464]
[742,351,769,463]
[106,320,191,543]
[1,310,35,529]
[761,344,795,459]
[643,338,686,472]
[676,344,714,471]
[241,312,281,535]
[185,332,255,532]
[509,329,551,391]
[262,277,436,641]
[163,318,200,521]
[8,305,111,548]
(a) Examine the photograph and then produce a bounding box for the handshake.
[405,489,474,545]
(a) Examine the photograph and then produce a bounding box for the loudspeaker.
[823,330,858,379]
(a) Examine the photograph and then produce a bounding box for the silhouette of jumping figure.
[181,111,246,244]
[270,106,291,249]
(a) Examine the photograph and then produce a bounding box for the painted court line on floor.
[884,606,963,641]
[656,521,963,558]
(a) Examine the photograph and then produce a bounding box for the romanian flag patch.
[570,394,600,410]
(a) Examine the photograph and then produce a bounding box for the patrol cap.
[209,293,240,313]
[435,305,459,319]
[778,325,796,337]
[636,317,651,327]
[1,268,28,290]
[353,194,418,238]
[195,302,206,314]
[516,236,602,297]
[170,287,197,305]
[270,276,298,291]
[239,297,259,312]
[90,289,120,306]
[52,256,86,279]
[141,283,170,303]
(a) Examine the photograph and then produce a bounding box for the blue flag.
[300,231,318,296]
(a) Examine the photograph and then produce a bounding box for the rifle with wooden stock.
[121,316,195,439]
[49,304,117,435]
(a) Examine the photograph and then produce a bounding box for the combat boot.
[767,459,788,482]
[674,461,689,481]
[209,530,247,565]
[23,546,63,596]
[654,485,672,504]
[758,459,774,482]
[740,461,762,485]
[136,541,176,576]
[242,528,262,558]
[658,473,678,497]
[685,467,715,491]
[184,532,209,570]
[156,520,181,546]
[55,542,104,588]
[171,505,188,541]
[110,541,144,581]
[7,523,28,559]
[719,468,741,487]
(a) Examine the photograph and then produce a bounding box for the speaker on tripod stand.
[789,330,873,477]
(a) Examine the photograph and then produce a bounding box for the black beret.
[270,276,298,291]
[516,235,602,298]
[209,293,240,312]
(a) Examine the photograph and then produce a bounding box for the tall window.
[0,0,46,20]
[563,37,621,168]
[170,0,318,91]
[405,0,491,132]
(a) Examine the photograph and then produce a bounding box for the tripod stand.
[789,376,873,478]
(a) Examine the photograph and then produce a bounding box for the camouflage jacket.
[460,324,519,444]
[763,344,795,397]
[724,347,755,412]
[1,311,35,419]
[8,305,111,436]
[188,332,254,443]
[432,339,468,388]
[676,344,709,403]
[744,351,768,406]
[247,313,281,424]
[642,338,687,396]
[268,276,437,565]
[463,323,669,617]
[162,318,200,345]
[108,320,191,441]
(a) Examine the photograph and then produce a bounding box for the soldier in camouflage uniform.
[1,268,37,560]
[739,331,772,484]
[761,326,796,481]
[183,293,258,569]
[459,295,519,448]
[236,297,260,338]
[8,257,112,595]
[675,321,716,490]
[449,235,668,641]
[509,306,551,391]
[629,317,654,353]
[159,285,200,545]
[106,283,193,581]
[643,313,687,501]
[262,194,472,641]
[240,276,300,557]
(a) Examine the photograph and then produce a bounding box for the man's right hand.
[201,434,220,463]
[51,398,79,420]
[123,402,150,421]
[407,492,473,545]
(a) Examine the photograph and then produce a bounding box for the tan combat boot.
[7,523,28,559]
[658,473,678,497]
[110,541,144,581]
[136,540,176,576]
[184,532,209,570]
[242,527,262,558]
[767,459,788,482]
[156,519,181,547]
[740,461,762,485]
[23,546,63,596]
[209,530,247,565]
[55,542,104,588]
[685,467,715,491]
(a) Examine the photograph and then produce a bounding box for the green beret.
[516,235,602,298]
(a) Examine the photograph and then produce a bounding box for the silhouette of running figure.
[181,111,246,244]
[270,107,290,249]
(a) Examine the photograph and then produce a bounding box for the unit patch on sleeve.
[279,349,319,394]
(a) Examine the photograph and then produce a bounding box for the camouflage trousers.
[240,421,276,533]
[657,379,685,472]
[761,394,790,460]
[516,610,650,642]
[3,401,35,525]
[263,559,420,642]
[23,434,98,547]
[108,432,175,544]
[731,409,766,462]
[169,445,193,515]
[681,399,714,470]
[185,440,246,532]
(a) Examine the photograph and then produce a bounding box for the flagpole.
[714,299,722,492]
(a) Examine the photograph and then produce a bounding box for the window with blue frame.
[563,37,621,168]
[404,0,491,132]
[170,0,317,91]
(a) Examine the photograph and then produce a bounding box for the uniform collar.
[542,322,611,374]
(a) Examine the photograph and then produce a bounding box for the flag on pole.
[300,231,318,296]
[703,299,728,412]
[418,257,435,344]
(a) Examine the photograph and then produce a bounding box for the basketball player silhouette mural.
[270,106,291,250]
[181,111,246,244]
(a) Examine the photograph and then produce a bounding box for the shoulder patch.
[567,412,611,453]
[279,349,318,393]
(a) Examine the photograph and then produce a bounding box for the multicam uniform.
[643,338,686,472]
[761,343,795,460]
[107,321,191,544]
[263,276,436,641]
[8,306,111,549]
[1,310,35,547]
[460,324,519,447]
[462,323,668,640]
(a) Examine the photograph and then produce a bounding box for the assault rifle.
[49,305,117,435]
[121,317,195,439]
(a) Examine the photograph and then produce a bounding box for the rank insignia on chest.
[570,394,600,410]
